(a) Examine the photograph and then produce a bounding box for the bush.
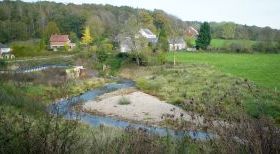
[118,97,131,105]
[0,59,7,69]
[10,40,50,57]
[128,52,149,66]
[157,51,167,65]
[229,42,250,53]
[105,56,122,74]
[253,41,278,53]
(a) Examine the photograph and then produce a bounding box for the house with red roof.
[49,35,75,51]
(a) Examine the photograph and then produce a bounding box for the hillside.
[1,1,280,45]
[0,1,186,44]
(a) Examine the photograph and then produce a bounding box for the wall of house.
[169,43,186,51]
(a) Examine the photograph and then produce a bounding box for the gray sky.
[23,0,280,29]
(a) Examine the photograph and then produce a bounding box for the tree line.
[1,0,279,54]
[0,0,186,45]
[186,21,280,42]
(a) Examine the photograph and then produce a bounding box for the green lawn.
[210,39,256,48]
[167,52,280,89]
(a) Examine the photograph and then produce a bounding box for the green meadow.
[167,52,280,90]
[210,39,256,48]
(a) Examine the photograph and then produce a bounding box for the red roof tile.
[50,35,69,42]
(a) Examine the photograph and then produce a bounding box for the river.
[48,80,214,140]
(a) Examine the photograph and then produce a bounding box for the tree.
[157,28,169,52]
[121,16,148,66]
[196,22,211,50]
[139,11,156,32]
[81,26,93,51]
[168,19,183,66]
[86,16,105,40]
[69,32,79,43]
[222,22,236,39]
[153,10,170,30]
[43,21,60,40]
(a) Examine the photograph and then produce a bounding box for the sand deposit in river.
[83,89,204,125]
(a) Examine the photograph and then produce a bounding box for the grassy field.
[167,52,280,90]
[120,64,280,120]
[210,39,256,48]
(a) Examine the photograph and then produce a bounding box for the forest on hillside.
[1,0,280,45]
[0,0,186,44]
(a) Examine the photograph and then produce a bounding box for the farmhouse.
[119,28,158,53]
[49,35,76,51]
[168,38,186,51]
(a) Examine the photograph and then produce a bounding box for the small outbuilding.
[0,43,15,59]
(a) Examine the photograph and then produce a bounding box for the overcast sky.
[23,0,280,29]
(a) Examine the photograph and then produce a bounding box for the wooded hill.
[186,21,280,41]
[0,0,280,44]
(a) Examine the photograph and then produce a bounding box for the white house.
[168,38,186,51]
[119,28,158,53]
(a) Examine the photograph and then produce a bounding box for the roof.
[142,29,154,35]
[139,28,158,44]
[50,35,69,42]
[139,28,156,38]
[186,26,199,37]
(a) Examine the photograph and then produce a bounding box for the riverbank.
[82,88,205,127]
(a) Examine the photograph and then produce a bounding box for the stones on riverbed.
[162,113,175,119]
[170,107,176,112]
[180,113,184,117]
[124,125,148,134]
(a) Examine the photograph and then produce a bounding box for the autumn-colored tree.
[81,26,93,51]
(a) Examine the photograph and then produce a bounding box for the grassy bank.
[120,64,280,121]
[167,52,280,89]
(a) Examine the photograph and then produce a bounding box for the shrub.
[229,42,252,53]
[10,40,48,57]
[118,97,131,105]
[129,52,148,66]
[157,51,167,65]
[0,59,7,69]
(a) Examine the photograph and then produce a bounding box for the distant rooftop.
[50,35,70,42]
